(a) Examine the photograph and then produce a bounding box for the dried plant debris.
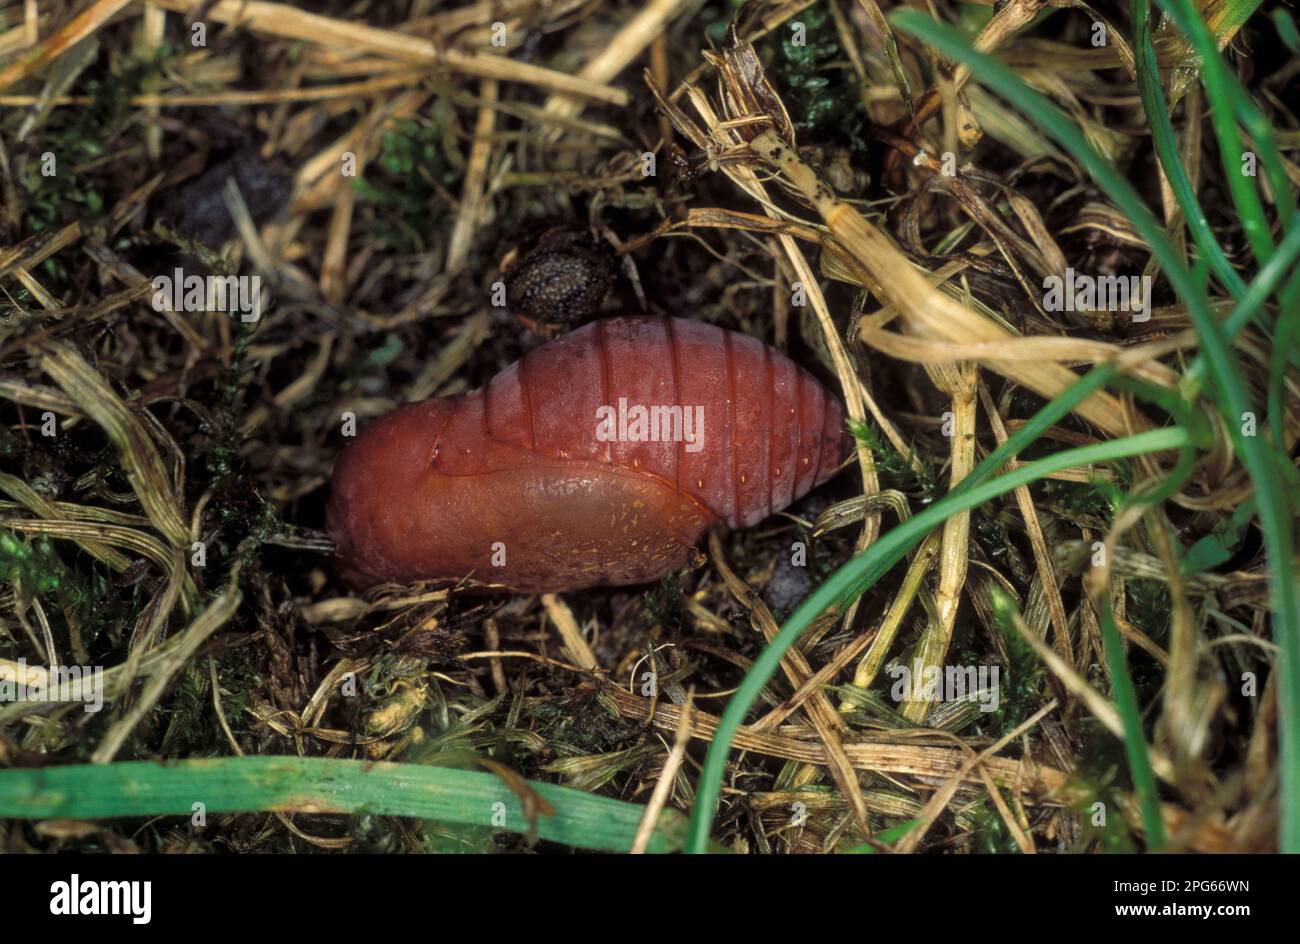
[0,0,1296,856]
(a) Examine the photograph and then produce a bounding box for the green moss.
[971,505,1031,585]
[770,6,869,152]
[1123,578,1172,708]
[352,110,463,253]
[849,418,938,497]
[644,573,689,633]
[968,798,1022,853]
[0,530,70,598]
[1038,477,1115,523]
[530,695,631,758]
[984,585,1047,736]
[156,665,215,756]
[21,49,166,238]
[230,502,281,580]
[202,302,257,485]
[78,569,146,653]
[1066,728,1142,852]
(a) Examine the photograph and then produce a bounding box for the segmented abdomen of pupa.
[429,317,846,529]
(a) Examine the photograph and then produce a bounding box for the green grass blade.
[1222,221,1300,339]
[960,363,1116,489]
[1152,0,1274,265]
[1132,0,1245,299]
[0,756,706,853]
[1157,0,1296,241]
[1181,220,1300,394]
[1267,275,1300,455]
[1275,8,1300,52]
[1096,594,1167,847]
[1161,0,1300,442]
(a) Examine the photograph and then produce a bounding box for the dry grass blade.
[598,682,1235,852]
[903,360,976,723]
[540,0,691,139]
[541,593,598,672]
[889,0,1047,152]
[0,471,130,571]
[92,550,247,763]
[977,382,1073,668]
[893,701,1057,853]
[748,131,1142,438]
[0,0,132,93]
[630,693,694,854]
[35,340,189,548]
[148,0,628,105]
[851,532,942,691]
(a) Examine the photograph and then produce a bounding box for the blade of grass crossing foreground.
[1276,9,1300,51]
[1181,217,1300,394]
[890,9,1300,853]
[0,757,709,853]
[1222,222,1300,340]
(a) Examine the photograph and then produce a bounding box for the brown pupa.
[327,317,846,592]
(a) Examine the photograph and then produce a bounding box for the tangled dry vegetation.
[0,0,1296,853]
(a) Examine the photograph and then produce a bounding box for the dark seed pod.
[158,145,293,247]
[501,226,617,325]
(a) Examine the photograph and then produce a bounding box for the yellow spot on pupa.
[773,467,781,478]
[696,478,704,489]
[802,456,810,466]
[740,474,747,484]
